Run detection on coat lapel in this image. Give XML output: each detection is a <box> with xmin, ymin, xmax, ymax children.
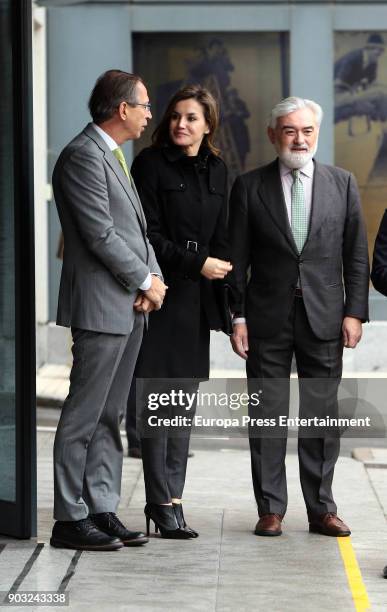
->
<box><xmin>258</xmin><ymin>159</ymin><xmax>298</xmax><ymax>254</ymax></box>
<box><xmin>83</xmin><ymin>123</ymin><xmax>145</xmax><ymax>226</ymax></box>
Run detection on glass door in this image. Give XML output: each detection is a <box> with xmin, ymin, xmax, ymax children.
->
<box><xmin>0</xmin><ymin>0</ymin><xmax>36</xmax><ymax>538</ymax></box>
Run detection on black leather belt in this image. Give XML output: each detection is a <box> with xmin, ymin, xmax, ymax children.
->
<box><xmin>294</xmin><ymin>288</ymin><xmax>303</xmax><ymax>298</ymax></box>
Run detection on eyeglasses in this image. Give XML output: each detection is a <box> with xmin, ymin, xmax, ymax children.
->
<box><xmin>130</xmin><ymin>102</ymin><xmax>152</xmax><ymax>112</ymax></box>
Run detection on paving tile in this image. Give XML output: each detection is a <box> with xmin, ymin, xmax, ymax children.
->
<box><xmin>0</xmin><ymin>545</ymin><xmax>41</xmax><ymax>591</ymax></box>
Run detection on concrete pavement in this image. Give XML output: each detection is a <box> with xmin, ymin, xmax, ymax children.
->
<box><xmin>1</xmin><ymin>429</ymin><xmax>387</xmax><ymax>611</ymax></box>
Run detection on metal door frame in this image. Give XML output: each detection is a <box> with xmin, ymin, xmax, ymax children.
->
<box><xmin>0</xmin><ymin>0</ymin><xmax>36</xmax><ymax>539</ymax></box>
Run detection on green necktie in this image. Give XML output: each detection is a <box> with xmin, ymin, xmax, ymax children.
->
<box><xmin>113</xmin><ymin>147</ymin><xmax>131</xmax><ymax>182</ymax></box>
<box><xmin>291</xmin><ymin>169</ymin><xmax>308</xmax><ymax>253</ymax></box>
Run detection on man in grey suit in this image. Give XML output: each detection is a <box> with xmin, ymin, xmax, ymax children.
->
<box><xmin>230</xmin><ymin>97</ymin><xmax>369</xmax><ymax>537</ymax></box>
<box><xmin>50</xmin><ymin>70</ymin><xmax>166</xmax><ymax>551</ymax></box>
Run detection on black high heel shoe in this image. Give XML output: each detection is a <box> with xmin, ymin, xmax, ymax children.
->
<box><xmin>173</xmin><ymin>503</ymin><xmax>199</xmax><ymax>538</ymax></box>
<box><xmin>144</xmin><ymin>503</ymin><xmax>193</xmax><ymax>539</ymax></box>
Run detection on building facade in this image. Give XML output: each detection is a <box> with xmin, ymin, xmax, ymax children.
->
<box><xmin>36</xmin><ymin>0</ymin><xmax>387</xmax><ymax>366</ymax></box>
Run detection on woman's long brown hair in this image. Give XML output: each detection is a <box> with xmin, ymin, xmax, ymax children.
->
<box><xmin>152</xmin><ymin>84</ymin><xmax>220</xmax><ymax>156</ymax></box>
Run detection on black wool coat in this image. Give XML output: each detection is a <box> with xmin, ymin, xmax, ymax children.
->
<box><xmin>132</xmin><ymin>145</ymin><xmax>229</xmax><ymax>379</ymax></box>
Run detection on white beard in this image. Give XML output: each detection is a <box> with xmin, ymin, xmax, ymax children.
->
<box><xmin>277</xmin><ymin>143</ymin><xmax>318</xmax><ymax>169</ymax></box>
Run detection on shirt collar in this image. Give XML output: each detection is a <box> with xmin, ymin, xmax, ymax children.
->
<box><xmin>279</xmin><ymin>158</ymin><xmax>314</xmax><ymax>179</ymax></box>
<box><xmin>93</xmin><ymin>123</ymin><xmax>118</xmax><ymax>151</ymax></box>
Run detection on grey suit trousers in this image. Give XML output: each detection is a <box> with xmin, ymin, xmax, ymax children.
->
<box><xmin>53</xmin><ymin>314</ymin><xmax>144</xmax><ymax>521</ymax></box>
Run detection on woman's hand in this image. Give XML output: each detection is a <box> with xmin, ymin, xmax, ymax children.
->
<box><xmin>200</xmin><ymin>257</ymin><xmax>232</xmax><ymax>280</ymax></box>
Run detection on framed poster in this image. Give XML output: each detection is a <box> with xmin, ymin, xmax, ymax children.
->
<box><xmin>334</xmin><ymin>31</ymin><xmax>387</xmax><ymax>260</ymax></box>
<box><xmin>133</xmin><ymin>32</ymin><xmax>289</xmax><ymax>184</ymax></box>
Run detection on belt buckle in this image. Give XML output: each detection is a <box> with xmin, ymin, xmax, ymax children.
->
<box><xmin>186</xmin><ymin>240</ymin><xmax>198</xmax><ymax>252</ymax></box>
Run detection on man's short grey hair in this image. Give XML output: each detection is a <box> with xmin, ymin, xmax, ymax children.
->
<box><xmin>268</xmin><ymin>97</ymin><xmax>323</xmax><ymax>129</ymax></box>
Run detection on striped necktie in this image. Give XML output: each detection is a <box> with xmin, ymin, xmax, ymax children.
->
<box><xmin>291</xmin><ymin>169</ymin><xmax>308</xmax><ymax>253</ymax></box>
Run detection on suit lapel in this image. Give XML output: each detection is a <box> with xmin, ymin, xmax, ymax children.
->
<box><xmin>129</xmin><ymin>174</ymin><xmax>147</xmax><ymax>229</ymax></box>
<box><xmin>258</xmin><ymin>159</ymin><xmax>298</xmax><ymax>254</ymax></box>
<box><xmin>83</xmin><ymin>123</ymin><xmax>145</xmax><ymax>226</ymax></box>
<box><xmin>304</xmin><ymin>161</ymin><xmax>335</xmax><ymax>248</ymax></box>
<box><xmin>104</xmin><ymin>151</ymin><xmax>145</xmax><ymax>223</ymax></box>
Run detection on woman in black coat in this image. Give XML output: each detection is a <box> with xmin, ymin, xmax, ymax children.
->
<box><xmin>132</xmin><ymin>85</ymin><xmax>231</xmax><ymax>539</ymax></box>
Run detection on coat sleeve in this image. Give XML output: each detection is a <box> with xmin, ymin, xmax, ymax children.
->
<box><xmin>371</xmin><ymin>209</ymin><xmax>387</xmax><ymax>296</ymax></box>
<box><xmin>342</xmin><ymin>172</ymin><xmax>370</xmax><ymax>321</ymax></box>
<box><xmin>131</xmin><ymin>150</ymin><xmax>207</xmax><ymax>280</ymax></box>
<box><xmin>55</xmin><ymin>147</ymin><xmax>150</xmax><ymax>293</ymax></box>
<box><xmin>146</xmin><ymin>241</ymin><xmax>163</xmax><ymax>279</ymax></box>
<box><xmin>228</xmin><ymin>175</ymin><xmax>251</xmax><ymax>315</ymax></box>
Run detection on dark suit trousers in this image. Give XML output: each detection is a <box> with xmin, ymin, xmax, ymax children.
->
<box><xmin>140</xmin><ymin>382</ymin><xmax>197</xmax><ymax>504</ymax></box>
<box><xmin>126</xmin><ymin>377</ymin><xmax>141</xmax><ymax>451</ymax></box>
<box><xmin>246</xmin><ymin>296</ymin><xmax>343</xmax><ymax>518</ymax></box>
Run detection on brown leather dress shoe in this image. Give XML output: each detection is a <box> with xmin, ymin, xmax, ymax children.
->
<box><xmin>309</xmin><ymin>512</ymin><xmax>351</xmax><ymax>537</ymax></box>
<box><xmin>254</xmin><ymin>513</ymin><xmax>283</xmax><ymax>536</ymax></box>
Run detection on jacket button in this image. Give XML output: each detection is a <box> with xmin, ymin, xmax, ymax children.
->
<box><xmin>210</xmin><ymin>187</ymin><xmax>216</xmax><ymax>193</ymax></box>
<box><xmin>180</xmin><ymin>183</ymin><xmax>185</xmax><ymax>190</ymax></box>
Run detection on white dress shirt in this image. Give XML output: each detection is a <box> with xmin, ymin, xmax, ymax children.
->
<box><xmin>93</xmin><ymin>123</ymin><xmax>118</xmax><ymax>151</ymax></box>
<box><xmin>92</xmin><ymin>123</ymin><xmax>152</xmax><ymax>291</ymax></box>
<box><xmin>233</xmin><ymin>158</ymin><xmax>315</xmax><ymax>326</ymax></box>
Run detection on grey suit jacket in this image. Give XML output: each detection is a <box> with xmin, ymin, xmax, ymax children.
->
<box><xmin>229</xmin><ymin>158</ymin><xmax>370</xmax><ymax>341</ymax></box>
<box><xmin>53</xmin><ymin>123</ymin><xmax>161</xmax><ymax>334</ymax></box>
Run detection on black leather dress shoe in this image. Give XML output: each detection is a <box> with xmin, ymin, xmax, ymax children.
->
<box><xmin>91</xmin><ymin>512</ymin><xmax>149</xmax><ymax>546</ymax></box>
<box><xmin>50</xmin><ymin>517</ymin><xmax>123</xmax><ymax>551</ymax></box>
<box><xmin>383</xmin><ymin>565</ymin><xmax>387</xmax><ymax>578</ymax></box>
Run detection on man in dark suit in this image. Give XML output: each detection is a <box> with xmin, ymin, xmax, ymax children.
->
<box><xmin>51</xmin><ymin>70</ymin><xmax>167</xmax><ymax>550</ymax></box>
<box><xmin>230</xmin><ymin>96</ymin><xmax>369</xmax><ymax>537</ymax></box>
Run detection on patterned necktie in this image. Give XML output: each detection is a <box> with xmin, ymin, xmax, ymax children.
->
<box><xmin>113</xmin><ymin>147</ymin><xmax>131</xmax><ymax>183</ymax></box>
<box><xmin>291</xmin><ymin>169</ymin><xmax>308</xmax><ymax>253</ymax></box>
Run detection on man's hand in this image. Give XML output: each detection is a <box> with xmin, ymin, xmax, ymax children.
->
<box><xmin>201</xmin><ymin>257</ymin><xmax>232</xmax><ymax>280</ymax></box>
<box><xmin>134</xmin><ymin>293</ymin><xmax>156</xmax><ymax>314</ymax></box>
<box><xmin>342</xmin><ymin>316</ymin><xmax>362</xmax><ymax>348</ymax></box>
<box><xmin>143</xmin><ymin>275</ymin><xmax>167</xmax><ymax>310</ymax></box>
<box><xmin>231</xmin><ymin>323</ymin><xmax>249</xmax><ymax>360</ymax></box>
